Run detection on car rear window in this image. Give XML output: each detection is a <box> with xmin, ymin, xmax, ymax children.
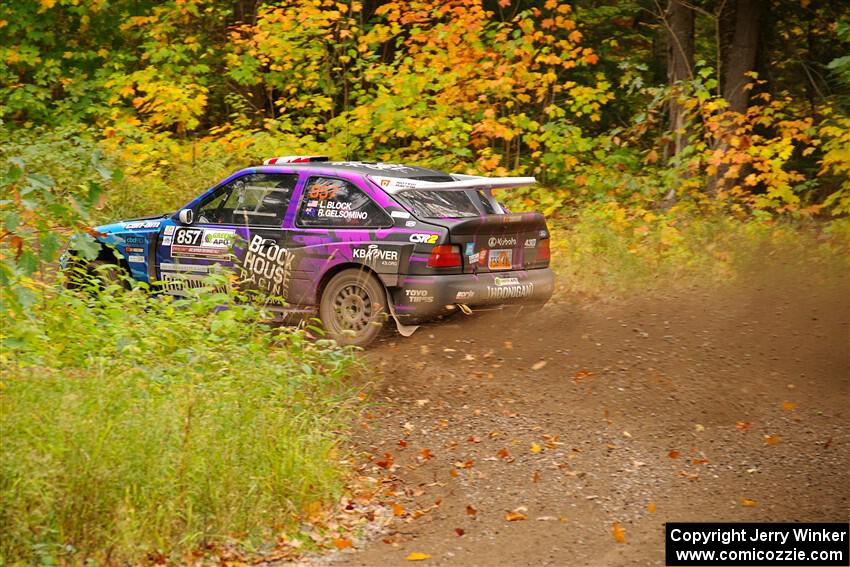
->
<box><xmin>397</xmin><ymin>190</ymin><xmax>480</xmax><ymax>218</ymax></box>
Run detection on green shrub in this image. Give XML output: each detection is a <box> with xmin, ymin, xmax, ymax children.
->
<box><xmin>0</xmin><ymin>281</ymin><xmax>360</xmax><ymax>565</ymax></box>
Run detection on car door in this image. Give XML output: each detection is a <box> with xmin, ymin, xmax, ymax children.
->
<box><xmin>156</xmin><ymin>172</ymin><xmax>299</xmax><ymax>298</ymax></box>
<box><xmin>285</xmin><ymin>174</ymin><xmax>396</xmax><ymax>306</ymax></box>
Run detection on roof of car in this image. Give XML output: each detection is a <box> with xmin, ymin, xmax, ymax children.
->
<box><xmin>263</xmin><ymin>161</ymin><xmax>454</xmax><ymax>181</ymax></box>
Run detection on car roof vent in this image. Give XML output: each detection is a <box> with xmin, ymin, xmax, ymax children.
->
<box><xmin>263</xmin><ymin>156</ymin><xmax>330</xmax><ymax>165</ymax></box>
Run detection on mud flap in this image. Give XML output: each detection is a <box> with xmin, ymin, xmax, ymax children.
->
<box><xmin>384</xmin><ymin>288</ymin><xmax>419</xmax><ymax>338</ymax></box>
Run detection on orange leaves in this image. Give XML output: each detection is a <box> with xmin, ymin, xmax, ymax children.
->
<box><xmin>454</xmin><ymin>459</ymin><xmax>474</xmax><ymax>469</ymax></box>
<box><xmin>668</xmin><ymin>450</ymin><xmax>680</xmax><ymax>459</ymax></box>
<box><xmin>392</xmin><ymin>503</ymin><xmax>406</xmax><ymax>517</ymax></box>
<box><xmin>505</xmin><ymin>509</ymin><xmax>528</xmax><ymax>522</ymax></box>
<box><xmin>736</xmin><ymin>421</ymin><xmax>752</xmax><ymax>432</ymax></box>
<box><xmin>646</xmin><ymin>502</ymin><xmax>656</xmax><ymax>513</ymax></box>
<box><xmin>573</xmin><ymin>369</ymin><xmax>594</xmax><ymax>384</ymax></box>
<box><xmin>741</xmin><ymin>498</ymin><xmax>757</xmax><ymax>507</ymax></box>
<box><xmin>419</xmin><ymin>448</ymin><xmax>434</xmax><ymax>461</ymax></box>
<box><xmin>764</xmin><ymin>435</ymin><xmax>781</xmax><ymax>445</ymax></box>
<box><xmin>405</xmin><ymin>552</ymin><xmax>431</xmax><ymax>561</ymax></box>
<box><xmin>333</xmin><ymin>538</ymin><xmax>353</xmax><ymax>549</ymax></box>
<box><xmin>612</xmin><ymin>521</ymin><xmax>626</xmax><ymax>543</ymax></box>
<box><xmin>782</xmin><ymin>401</ymin><xmax>797</xmax><ymax>411</ymax></box>
<box><xmin>466</xmin><ymin>504</ymin><xmax>478</xmax><ymax>518</ymax></box>
<box><xmin>375</xmin><ymin>452</ymin><xmax>394</xmax><ymax>469</ymax></box>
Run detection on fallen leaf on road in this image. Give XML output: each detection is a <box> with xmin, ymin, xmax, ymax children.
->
<box><xmin>782</xmin><ymin>401</ymin><xmax>797</xmax><ymax>411</ymax></box>
<box><xmin>398</xmin><ymin>439</ymin><xmax>407</xmax><ymax>448</ymax></box>
<box><xmin>612</xmin><ymin>521</ymin><xmax>626</xmax><ymax>543</ymax></box>
<box><xmin>505</xmin><ymin>510</ymin><xmax>528</xmax><ymax>521</ymax></box>
<box><xmin>536</xmin><ymin>516</ymin><xmax>558</xmax><ymax>521</ymax></box>
<box><xmin>333</xmin><ymin>538</ymin><xmax>353</xmax><ymax>549</ymax></box>
<box><xmin>692</xmin><ymin>458</ymin><xmax>710</xmax><ymax>465</ymax></box>
<box><xmin>466</xmin><ymin>504</ymin><xmax>478</xmax><ymax>517</ymax></box>
<box><xmin>416</xmin><ymin>399</ymin><xmax>430</xmax><ymax>407</ymax></box>
<box><xmin>668</xmin><ymin>450</ymin><xmax>680</xmax><ymax>459</ymax></box>
<box><xmin>392</xmin><ymin>503</ymin><xmax>405</xmax><ymax>517</ymax></box>
<box><xmin>573</xmin><ymin>369</ymin><xmax>594</xmax><ymax>383</ymax></box>
<box><xmin>504</xmin><ymin>340</ymin><xmax>513</xmax><ymax>349</ymax></box>
<box><xmin>532</xmin><ymin>470</ymin><xmax>541</xmax><ymax>483</ymax></box>
<box><xmin>405</xmin><ymin>552</ymin><xmax>431</xmax><ymax>561</ymax></box>
<box><xmin>647</xmin><ymin>502</ymin><xmax>656</xmax><ymax>513</ymax></box>
<box><xmin>454</xmin><ymin>459</ymin><xmax>474</xmax><ymax>469</ymax></box>
<box><xmin>375</xmin><ymin>453</ymin><xmax>394</xmax><ymax>469</ymax></box>
<box><xmin>530</xmin><ymin>443</ymin><xmax>542</xmax><ymax>454</ymax></box>
<box><xmin>532</xmin><ymin>360</ymin><xmax>548</xmax><ymax>370</ymax></box>
<box><xmin>736</xmin><ymin>421</ymin><xmax>751</xmax><ymax>431</ymax></box>
<box><xmin>467</xmin><ymin>435</ymin><xmax>481</xmax><ymax>444</ymax></box>
<box><xmin>419</xmin><ymin>448</ymin><xmax>434</xmax><ymax>461</ymax></box>
<box><xmin>764</xmin><ymin>435</ymin><xmax>780</xmax><ymax>445</ymax></box>
<box><xmin>497</xmin><ymin>448</ymin><xmax>511</xmax><ymax>459</ymax></box>
<box><xmin>455</xmin><ymin>528</ymin><xmax>465</xmax><ymax>536</ymax></box>
<box><xmin>741</xmin><ymin>498</ymin><xmax>757</xmax><ymax>507</ymax></box>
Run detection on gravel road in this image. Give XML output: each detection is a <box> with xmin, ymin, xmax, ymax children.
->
<box><xmin>331</xmin><ymin>253</ymin><xmax>848</xmax><ymax>567</ymax></box>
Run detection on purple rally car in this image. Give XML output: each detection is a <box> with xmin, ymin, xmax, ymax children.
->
<box><xmin>75</xmin><ymin>156</ymin><xmax>555</xmax><ymax>346</ymax></box>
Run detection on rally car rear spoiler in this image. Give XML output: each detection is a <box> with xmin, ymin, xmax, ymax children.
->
<box><xmin>369</xmin><ymin>174</ymin><xmax>536</xmax><ymax>194</ymax></box>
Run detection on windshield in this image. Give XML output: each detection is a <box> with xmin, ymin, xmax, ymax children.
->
<box><xmin>397</xmin><ymin>190</ymin><xmax>480</xmax><ymax>218</ymax></box>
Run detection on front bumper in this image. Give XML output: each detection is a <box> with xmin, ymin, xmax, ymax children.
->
<box><xmin>389</xmin><ymin>268</ymin><xmax>554</xmax><ymax>321</ymax></box>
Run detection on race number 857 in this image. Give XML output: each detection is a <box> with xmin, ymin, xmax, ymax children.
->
<box><xmin>175</xmin><ymin>228</ymin><xmax>202</xmax><ymax>246</ymax></box>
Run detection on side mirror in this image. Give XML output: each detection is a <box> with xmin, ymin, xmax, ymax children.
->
<box><xmin>178</xmin><ymin>209</ymin><xmax>194</xmax><ymax>225</ymax></box>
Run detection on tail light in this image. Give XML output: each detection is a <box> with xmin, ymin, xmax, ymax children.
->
<box><xmin>427</xmin><ymin>245</ymin><xmax>462</xmax><ymax>268</ymax></box>
<box><xmin>537</xmin><ymin>238</ymin><xmax>550</xmax><ymax>263</ymax></box>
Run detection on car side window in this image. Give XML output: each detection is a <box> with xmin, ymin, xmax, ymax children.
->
<box><xmin>297</xmin><ymin>176</ymin><xmax>391</xmax><ymax>228</ymax></box>
<box><xmin>196</xmin><ymin>173</ymin><xmax>298</xmax><ymax>227</ymax></box>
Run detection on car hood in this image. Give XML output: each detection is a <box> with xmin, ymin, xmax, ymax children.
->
<box><xmin>92</xmin><ymin>214</ymin><xmax>169</xmax><ymax>247</ymax></box>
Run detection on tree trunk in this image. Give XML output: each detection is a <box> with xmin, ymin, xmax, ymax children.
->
<box><xmin>666</xmin><ymin>0</ymin><xmax>694</xmax><ymax>157</ymax></box>
<box><xmin>721</xmin><ymin>0</ymin><xmax>762</xmax><ymax>113</ymax></box>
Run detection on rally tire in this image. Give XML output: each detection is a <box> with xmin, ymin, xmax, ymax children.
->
<box><xmin>319</xmin><ymin>269</ymin><xmax>388</xmax><ymax>348</ymax></box>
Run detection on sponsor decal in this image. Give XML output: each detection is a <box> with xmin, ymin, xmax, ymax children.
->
<box><xmin>390</xmin><ymin>210</ymin><xmax>411</xmax><ymax>219</ymax></box>
<box><xmin>464</xmin><ymin>242</ymin><xmax>475</xmax><ymax>256</ymax></box>
<box><xmin>488</xmin><ymin>236</ymin><xmax>517</xmax><ymax>247</ymax></box>
<box><xmin>353</xmin><ymin>244</ymin><xmax>399</xmax><ymax>268</ymax></box>
<box><xmin>123</xmin><ymin>234</ymin><xmax>146</xmax><ymax>247</ymax></box>
<box><xmin>128</xmin><ymin>254</ymin><xmax>145</xmax><ymax>263</ymax></box>
<box><xmin>494</xmin><ymin>276</ymin><xmax>520</xmax><ymax>286</ymax></box>
<box><xmin>240</xmin><ymin>234</ymin><xmax>294</xmax><ymax>300</ymax></box>
<box><xmin>380</xmin><ymin>179</ymin><xmax>391</xmax><ymax>187</ymax></box>
<box><xmin>409</xmin><ymin>233</ymin><xmax>438</xmax><ymax>244</ymax></box>
<box><xmin>488</xmin><ymin>249</ymin><xmax>513</xmax><ymax>270</ymax></box>
<box><xmin>405</xmin><ymin>289</ymin><xmax>434</xmax><ymax>303</ymax></box>
<box><xmin>468</xmin><ymin>252</ymin><xmax>480</xmax><ymax>264</ymax></box>
<box><xmin>164</xmin><ymin>225</ymin><xmax>176</xmax><ymax>235</ymax></box>
<box><xmin>160</xmin><ymin>263</ymin><xmax>211</xmax><ymax>273</ymax></box>
<box><xmin>162</xmin><ymin>236</ymin><xmax>173</xmax><ymax>246</ymax></box>
<box><xmin>203</xmin><ymin>230</ymin><xmax>236</xmax><ymax>247</ymax></box>
<box><xmin>125</xmin><ymin>246</ymin><xmax>144</xmax><ymax>254</ymax></box>
<box><xmin>171</xmin><ymin>227</ymin><xmax>235</xmax><ymax>258</ymax></box>
<box><xmin>405</xmin><ymin>220</ymin><xmax>416</xmax><ymax>227</ymax></box>
<box><xmin>123</xmin><ymin>220</ymin><xmax>161</xmax><ymax>229</ymax></box>
<box><xmin>486</xmin><ymin>282</ymin><xmax>534</xmax><ymax>300</ymax></box>
<box><xmin>524</xmin><ymin>238</ymin><xmax>537</xmax><ymax>248</ymax></box>
<box><xmin>159</xmin><ymin>272</ymin><xmax>227</xmax><ymax>294</ymax></box>
<box><xmin>455</xmin><ymin>290</ymin><xmax>475</xmax><ymax>301</ymax></box>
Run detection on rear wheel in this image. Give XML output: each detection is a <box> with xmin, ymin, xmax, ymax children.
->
<box><xmin>319</xmin><ymin>269</ymin><xmax>387</xmax><ymax>348</ymax></box>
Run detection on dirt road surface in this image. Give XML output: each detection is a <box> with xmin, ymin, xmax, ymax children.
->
<box><xmin>334</xmin><ymin>255</ymin><xmax>848</xmax><ymax>566</ymax></box>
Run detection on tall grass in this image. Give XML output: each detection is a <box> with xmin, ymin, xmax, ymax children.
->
<box><xmin>548</xmin><ymin>203</ymin><xmax>849</xmax><ymax>299</ymax></box>
<box><xmin>0</xmin><ymin>279</ymin><xmax>360</xmax><ymax>565</ymax></box>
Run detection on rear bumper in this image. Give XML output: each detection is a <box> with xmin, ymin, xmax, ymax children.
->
<box><xmin>388</xmin><ymin>268</ymin><xmax>554</xmax><ymax>321</ymax></box>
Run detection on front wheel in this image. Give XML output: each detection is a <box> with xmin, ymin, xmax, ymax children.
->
<box><xmin>319</xmin><ymin>269</ymin><xmax>388</xmax><ymax>348</ymax></box>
